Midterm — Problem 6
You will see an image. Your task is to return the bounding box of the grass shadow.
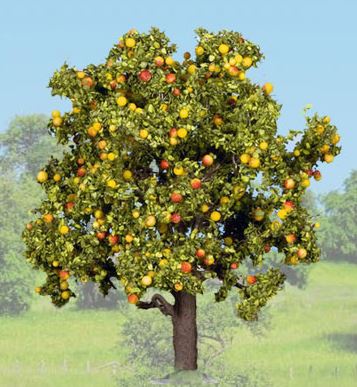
[325,333,357,353]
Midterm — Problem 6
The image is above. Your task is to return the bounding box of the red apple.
[166,73,176,84]
[190,178,202,190]
[108,234,119,245]
[77,167,86,177]
[138,69,152,82]
[306,169,314,177]
[160,160,170,170]
[247,275,256,285]
[195,249,205,259]
[65,202,75,211]
[230,262,239,270]
[170,192,183,203]
[264,244,271,253]
[172,87,181,96]
[202,154,214,167]
[180,261,192,273]
[170,213,181,224]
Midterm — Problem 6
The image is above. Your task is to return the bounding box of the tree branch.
[136,294,174,317]
[201,163,221,182]
[234,281,246,289]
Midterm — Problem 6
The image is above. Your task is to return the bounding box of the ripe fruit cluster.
[23,27,340,320]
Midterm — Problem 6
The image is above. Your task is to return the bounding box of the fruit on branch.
[247,275,257,285]
[190,178,202,189]
[170,192,183,203]
[202,154,214,167]
[180,262,192,273]
[170,213,181,224]
[138,69,152,82]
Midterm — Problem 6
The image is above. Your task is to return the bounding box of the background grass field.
[0,261,356,386]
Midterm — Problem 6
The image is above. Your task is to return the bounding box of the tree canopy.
[23,27,341,320]
[319,170,356,263]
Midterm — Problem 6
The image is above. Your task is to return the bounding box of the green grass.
[222,261,357,387]
[0,261,357,386]
[0,304,126,387]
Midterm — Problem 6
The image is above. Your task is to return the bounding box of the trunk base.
[172,292,198,371]
[149,370,218,385]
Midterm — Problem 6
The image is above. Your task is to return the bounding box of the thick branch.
[136,294,174,317]
[234,281,246,289]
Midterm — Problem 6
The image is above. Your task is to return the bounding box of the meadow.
[0,261,356,387]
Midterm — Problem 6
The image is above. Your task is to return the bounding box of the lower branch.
[136,293,174,317]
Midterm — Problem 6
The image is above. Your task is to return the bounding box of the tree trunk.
[172,291,198,370]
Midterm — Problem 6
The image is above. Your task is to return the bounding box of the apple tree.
[22,27,341,371]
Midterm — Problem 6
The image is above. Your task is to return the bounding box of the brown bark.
[172,291,198,371]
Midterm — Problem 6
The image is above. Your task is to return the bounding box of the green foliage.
[22,27,340,320]
[319,170,357,263]
[0,114,62,177]
[0,174,40,314]
[236,268,285,320]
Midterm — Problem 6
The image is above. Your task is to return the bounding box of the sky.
[0,0,356,194]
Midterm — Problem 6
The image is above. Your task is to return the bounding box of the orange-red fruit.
[285,234,297,244]
[82,77,94,88]
[154,57,164,67]
[284,201,295,210]
[108,234,119,245]
[96,231,107,240]
[172,87,181,96]
[169,128,178,137]
[160,160,170,170]
[190,178,202,189]
[170,192,183,203]
[110,80,117,90]
[314,170,322,181]
[77,167,86,177]
[264,244,271,253]
[170,213,181,224]
[138,69,152,82]
[166,73,176,83]
[59,270,70,280]
[180,262,192,273]
[247,275,257,285]
[297,248,307,259]
[43,214,54,223]
[202,154,214,167]
[128,294,139,304]
[284,178,295,190]
[65,202,75,211]
[195,249,206,259]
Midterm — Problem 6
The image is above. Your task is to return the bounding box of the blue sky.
[1,0,356,193]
